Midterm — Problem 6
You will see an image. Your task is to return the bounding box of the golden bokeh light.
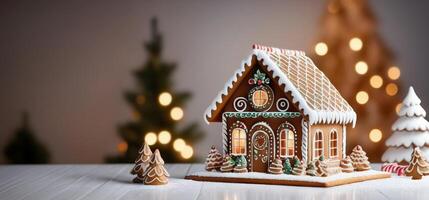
[356,91,369,105]
[355,61,368,75]
[369,75,383,89]
[369,129,382,143]
[395,103,402,114]
[144,132,157,145]
[117,141,128,153]
[387,66,401,80]
[173,138,186,152]
[315,42,328,56]
[181,145,194,159]
[158,130,172,144]
[349,37,363,51]
[170,107,184,121]
[386,83,398,96]
[158,92,172,106]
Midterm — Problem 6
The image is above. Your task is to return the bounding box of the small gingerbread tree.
[220,155,234,172]
[131,143,152,183]
[283,159,292,174]
[205,146,223,171]
[143,149,170,185]
[382,87,429,163]
[405,147,429,180]
[350,145,371,171]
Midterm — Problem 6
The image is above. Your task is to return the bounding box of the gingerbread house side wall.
[308,123,344,161]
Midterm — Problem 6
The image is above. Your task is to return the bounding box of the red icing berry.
[257,80,262,85]
[248,79,254,85]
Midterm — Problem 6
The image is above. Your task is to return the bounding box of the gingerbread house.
[204,45,356,173]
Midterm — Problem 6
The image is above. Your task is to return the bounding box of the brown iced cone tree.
[350,145,371,171]
[292,161,306,176]
[306,161,317,176]
[268,157,283,174]
[405,147,429,180]
[220,155,234,172]
[340,156,354,173]
[315,160,328,177]
[205,146,223,171]
[131,143,152,183]
[143,149,170,185]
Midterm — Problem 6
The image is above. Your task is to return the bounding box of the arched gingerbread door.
[250,123,274,172]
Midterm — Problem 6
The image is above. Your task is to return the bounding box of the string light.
[158,130,171,144]
[170,107,184,121]
[395,103,402,114]
[369,129,382,143]
[369,75,383,89]
[173,138,186,151]
[181,145,194,159]
[355,61,368,75]
[349,37,363,51]
[144,132,157,145]
[386,83,398,96]
[356,91,369,105]
[136,95,145,105]
[387,66,401,80]
[117,141,128,153]
[158,92,172,106]
[315,42,328,56]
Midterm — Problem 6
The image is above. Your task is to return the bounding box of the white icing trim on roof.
[204,48,356,127]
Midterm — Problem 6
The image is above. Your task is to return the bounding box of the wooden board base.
[185,172,391,187]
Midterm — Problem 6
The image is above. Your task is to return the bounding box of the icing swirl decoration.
[276,98,289,111]
[233,97,247,112]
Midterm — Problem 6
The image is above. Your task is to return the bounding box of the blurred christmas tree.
[4,112,50,164]
[310,0,402,161]
[106,18,204,163]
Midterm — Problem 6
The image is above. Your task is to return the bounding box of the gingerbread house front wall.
[220,58,305,172]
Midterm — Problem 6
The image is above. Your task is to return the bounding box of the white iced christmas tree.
[382,87,429,163]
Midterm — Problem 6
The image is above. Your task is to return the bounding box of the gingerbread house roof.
[204,45,356,127]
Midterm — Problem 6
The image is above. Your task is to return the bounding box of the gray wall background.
[1,0,428,163]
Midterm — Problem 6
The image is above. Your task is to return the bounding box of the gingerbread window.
[248,85,274,111]
[329,129,338,158]
[252,90,268,107]
[280,129,294,157]
[232,128,246,155]
[314,130,323,158]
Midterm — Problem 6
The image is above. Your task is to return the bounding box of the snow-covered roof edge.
[204,47,356,127]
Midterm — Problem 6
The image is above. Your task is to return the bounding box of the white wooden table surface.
[0,163,428,200]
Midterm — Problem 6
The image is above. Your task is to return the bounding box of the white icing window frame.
[328,128,338,158]
[278,122,296,158]
[230,122,247,156]
[313,129,324,159]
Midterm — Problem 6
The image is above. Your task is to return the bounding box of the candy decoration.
[205,146,223,171]
[381,163,407,176]
[340,156,354,173]
[350,145,371,171]
[220,155,234,172]
[268,158,283,174]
